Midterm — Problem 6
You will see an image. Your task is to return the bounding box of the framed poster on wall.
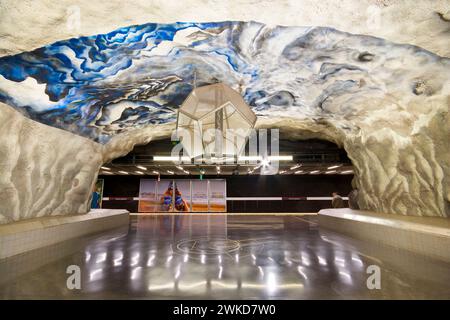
[209,179,227,212]
[174,180,191,212]
[138,179,226,213]
[157,179,175,212]
[138,179,158,212]
[191,180,209,212]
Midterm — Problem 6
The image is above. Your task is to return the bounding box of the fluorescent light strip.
[294,170,304,174]
[341,170,354,174]
[135,171,144,175]
[167,170,174,175]
[309,170,320,174]
[238,156,262,161]
[327,165,342,170]
[290,164,301,170]
[268,155,293,161]
[325,170,336,174]
[153,156,191,162]
[152,171,159,175]
[118,171,129,175]
[136,165,147,170]
[101,166,111,171]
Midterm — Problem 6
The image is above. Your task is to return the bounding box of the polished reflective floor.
[1,214,449,299]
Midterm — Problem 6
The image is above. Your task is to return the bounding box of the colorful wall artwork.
[138,179,226,213]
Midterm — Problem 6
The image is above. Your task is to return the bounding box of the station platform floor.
[0,214,449,299]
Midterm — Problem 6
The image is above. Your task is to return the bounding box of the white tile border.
[318,208,450,262]
[0,209,129,259]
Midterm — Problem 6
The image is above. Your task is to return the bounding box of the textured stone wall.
[0,103,100,223]
[256,105,450,218]
[0,102,175,224]
[1,0,449,57]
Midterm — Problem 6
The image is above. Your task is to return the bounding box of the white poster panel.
[191,180,208,212]
[138,179,157,212]
[209,179,227,212]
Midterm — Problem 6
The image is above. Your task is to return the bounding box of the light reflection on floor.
[0,215,449,299]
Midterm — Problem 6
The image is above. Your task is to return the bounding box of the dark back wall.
[98,174,353,213]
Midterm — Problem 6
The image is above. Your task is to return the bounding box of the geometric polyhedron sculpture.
[176,83,257,160]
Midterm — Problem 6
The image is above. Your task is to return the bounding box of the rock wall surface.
[1,0,449,57]
[0,103,168,224]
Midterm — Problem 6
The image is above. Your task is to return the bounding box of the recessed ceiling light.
[341,170,354,174]
[135,171,144,175]
[101,171,113,175]
[136,165,147,170]
[290,164,301,170]
[295,170,303,174]
[325,170,336,174]
[310,170,320,174]
[101,166,111,170]
[118,171,129,175]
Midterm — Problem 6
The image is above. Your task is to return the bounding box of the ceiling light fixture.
[101,166,111,170]
[327,165,342,170]
[341,170,354,174]
[136,165,147,170]
[118,171,129,175]
[295,170,303,174]
[310,170,320,174]
[268,155,293,161]
[325,170,336,174]
[152,171,159,175]
[167,170,174,175]
[290,164,301,170]
[238,156,262,161]
[153,156,191,162]
[135,171,145,175]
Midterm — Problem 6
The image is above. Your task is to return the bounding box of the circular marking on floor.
[175,238,241,256]
[172,237,288,261]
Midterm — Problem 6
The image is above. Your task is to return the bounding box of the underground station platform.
[0,1,449,313]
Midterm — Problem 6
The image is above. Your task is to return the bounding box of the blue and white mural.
[0,21,448,143]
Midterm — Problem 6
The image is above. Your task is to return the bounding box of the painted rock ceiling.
[1,21,448,143]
